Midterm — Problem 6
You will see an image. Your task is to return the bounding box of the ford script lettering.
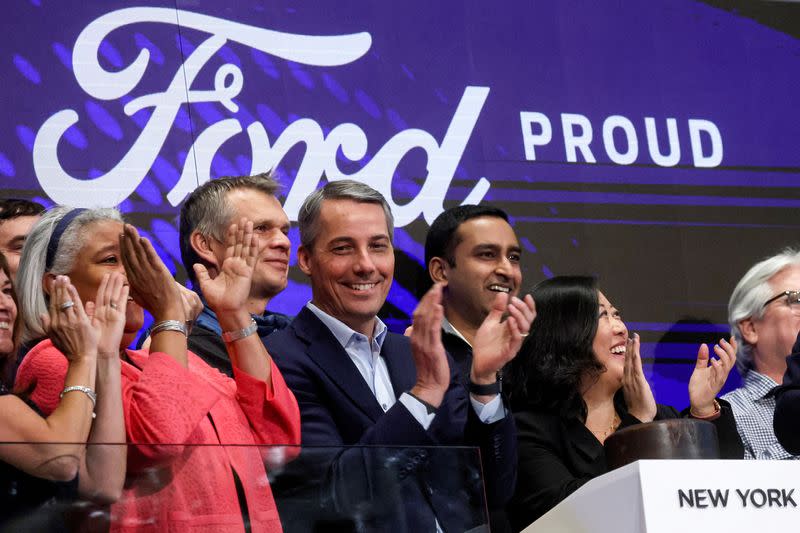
[33,7,491,226]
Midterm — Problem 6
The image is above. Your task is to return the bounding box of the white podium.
[522,460,800,533]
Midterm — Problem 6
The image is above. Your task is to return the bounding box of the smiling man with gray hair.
[265,180,532,531]
[722,248,800,459]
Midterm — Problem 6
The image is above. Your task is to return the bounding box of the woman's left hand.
[688,336,737,416]
[622,333,657,423]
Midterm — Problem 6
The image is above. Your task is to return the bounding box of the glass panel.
[0,443,487,532]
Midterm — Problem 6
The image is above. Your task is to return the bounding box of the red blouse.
[16,340,301,532]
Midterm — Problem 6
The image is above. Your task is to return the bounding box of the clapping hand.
[193,218,256,318]
[409,283,451,407]
[688,337,736,417]
[120,224,184,322]
[41,275,98,362]
[175,281,203,324]
[622,333,657,422]
[471,293,536,384]
[84,272,130,359]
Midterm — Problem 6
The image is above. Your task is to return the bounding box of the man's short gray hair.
[179,171,281,281]
[298,180,394,249]
[16,206,122,344]
[729,247,800,374]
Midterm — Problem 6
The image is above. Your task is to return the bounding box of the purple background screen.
[2,1,799,408]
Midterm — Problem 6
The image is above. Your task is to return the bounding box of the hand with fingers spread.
[194,218,256,319]
[409,283,451,408]
[688,336,737,417]
[471,293,536,384]
[41,275,98,362]
[119,224,183,322]
[622,333,657,422]
[86,272,130,359]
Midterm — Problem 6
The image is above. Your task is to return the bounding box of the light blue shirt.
[306,303,504,429]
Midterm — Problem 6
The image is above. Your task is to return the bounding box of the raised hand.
[688,337,736,417]
[622,333,657,422]
[471,293,536,384]
[84,272,129,359]
[120,224,183,322]
[41,275,98,362]
[409,283,451,408]
[193,218,255,317]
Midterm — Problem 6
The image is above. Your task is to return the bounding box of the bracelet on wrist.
[468,371,503,396]
[151,319,188,337]
[690,398,721,420]
[60,385,97,419]
[406,391,438,415]
[221,318,258,343]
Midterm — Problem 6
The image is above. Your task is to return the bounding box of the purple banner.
[2,0,799,406]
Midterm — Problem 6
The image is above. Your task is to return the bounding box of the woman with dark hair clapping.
[505,276,743,530]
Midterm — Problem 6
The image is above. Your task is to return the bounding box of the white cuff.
[399,392,436,430]
[470,393,505,424]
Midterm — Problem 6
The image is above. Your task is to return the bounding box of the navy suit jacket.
[266,307,517,532]
[774,333,800,454]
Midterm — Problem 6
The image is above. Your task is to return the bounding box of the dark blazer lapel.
[292,307,385,421]
[564,417,606,464]
[382,333,417,400]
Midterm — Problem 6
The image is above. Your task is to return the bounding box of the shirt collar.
[442,316,472,348]
[194,293,291,337]
[742,369,780,400]
[306,302,388,350]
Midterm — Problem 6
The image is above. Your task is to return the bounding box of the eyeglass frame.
[762,290,800,309]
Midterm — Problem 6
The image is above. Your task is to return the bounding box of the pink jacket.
[16,340,301,532]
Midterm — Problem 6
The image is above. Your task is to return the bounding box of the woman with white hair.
[0,249,126,529]
[15,206,300,532]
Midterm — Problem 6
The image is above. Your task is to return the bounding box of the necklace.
[600,412,621,441]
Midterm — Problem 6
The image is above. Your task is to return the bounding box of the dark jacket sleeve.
[266,328,478,531]
[706,399,744,459]
[774,334,800,454]
[267,332,466,447]
[507,411,594,531]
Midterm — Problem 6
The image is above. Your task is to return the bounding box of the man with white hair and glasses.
[723,248,800,459]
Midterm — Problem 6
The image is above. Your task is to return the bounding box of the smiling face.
[298,199,393,337]
[745,265,800,373]
[591,291,628,385]
[207,189,291,301]
[438,216,522,333]
[0,267,17,355]
[62,219,144,345]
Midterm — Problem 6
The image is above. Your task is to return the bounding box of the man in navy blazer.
[265,180,535,532]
